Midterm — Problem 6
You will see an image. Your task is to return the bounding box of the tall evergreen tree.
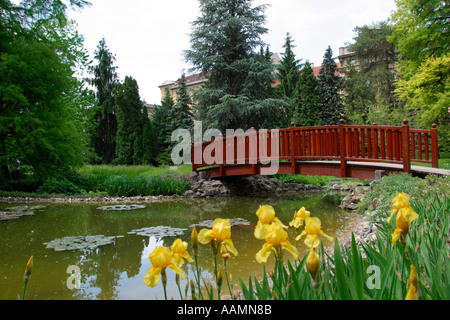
[343,22,398,124]
[184,0,285,131]
[170,72,193,132]
[275,33,302,126]
[293,62,322,126]
[114,76,143,165]
[317,46,343,125]
[89,38,118,164]
[152,89,174,156]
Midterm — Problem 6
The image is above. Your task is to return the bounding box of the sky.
[69,0,398,105]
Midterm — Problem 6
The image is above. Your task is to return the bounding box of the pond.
[0,192,359,300]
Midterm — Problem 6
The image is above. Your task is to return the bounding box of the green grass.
[412,152,450,169]
[78,164,192,177]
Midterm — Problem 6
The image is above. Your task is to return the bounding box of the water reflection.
[0,192,357,300]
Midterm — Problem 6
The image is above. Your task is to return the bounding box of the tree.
[170,72,193,132]
[317,46,344,125]
[152,89,174,157]
[0,0,90,185]
[293,62,322,126]
[89,38,118,164]
[275,33,302,126]
[342,22,399,124]
[390,0,449,148]
[114,76,143,165]
[184,0,285,131]
[390,0,449,77]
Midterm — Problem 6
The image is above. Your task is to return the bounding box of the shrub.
[37,179,84,195]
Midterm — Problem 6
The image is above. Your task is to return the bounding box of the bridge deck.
[197,161,449,180]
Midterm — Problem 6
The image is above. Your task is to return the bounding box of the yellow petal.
[254,221,268,240]
[182,251,194,263]
[405,283,419,300]
[387,209,397,224]
[319,231,334,243]
[168,264,185,280]
[198,228,214,244]
[212,218,231,242]
[392,193,410,210]
[304,234,321,249]
[305,217,322,235]
[172,255,184,268]
[149,247,173,269]
[306,248,320,277]
[256,205,276,224]
[223,239,238,256]
[281,241,298,260]
[256,243,273,264]
[392,228,403,244]
[403,207,419,223]
[295,230,307,242]
[144,266,161,287]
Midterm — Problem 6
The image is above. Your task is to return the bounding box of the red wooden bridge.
[191,120,442,180]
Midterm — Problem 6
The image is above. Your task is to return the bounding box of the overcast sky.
[69,0,397,105]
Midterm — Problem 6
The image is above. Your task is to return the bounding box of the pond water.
[0,192,359,300]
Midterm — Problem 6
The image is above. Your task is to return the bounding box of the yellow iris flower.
[254,205,287,240]
[388,193,419,244]
[289,207,311,229]
[144,246,185,288]
[198,218,238,256]
[405,265,419,300]
[387,192,418,224]
[306,248,320,279]
[256,223,298,264]
[295,217,334,249]
[170,239,194,267]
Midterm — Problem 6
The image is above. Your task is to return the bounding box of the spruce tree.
[275,33,302,126]
[170,72,193,132]
[89,38,118,164]
[184,0,285,131]
[317,46,343,125]
[114,76,143,165]
[293,62,322,126]
[152,89,174,156]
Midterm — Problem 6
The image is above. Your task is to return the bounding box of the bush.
[37,179,84,195]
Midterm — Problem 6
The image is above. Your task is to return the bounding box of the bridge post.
[431,124,439,168]
[290,122,296,174]
[218,133,224,177]
[402,120,411,174]
[339,119,347,177]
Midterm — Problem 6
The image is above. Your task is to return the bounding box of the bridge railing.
[191,120,439,177]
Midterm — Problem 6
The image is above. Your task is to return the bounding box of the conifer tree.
[170,72,193,132]
[89,38,118,164]
[275,33,302,126]
[114,76,143,165]
[184,0,285,131]
[293,62,322,126]
[317,46,343,125]
[152,89,175,156]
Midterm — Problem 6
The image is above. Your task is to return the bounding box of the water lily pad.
[97,204,146,211]
[0,210,34,221]
[43,235,124,252]
[6,205,46,212]
[190,218,251,228]
[128,226,187,238]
